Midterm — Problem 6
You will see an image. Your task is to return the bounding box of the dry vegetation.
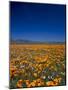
[10,44,66,88]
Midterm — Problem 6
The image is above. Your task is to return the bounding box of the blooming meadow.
[10,44,66,88]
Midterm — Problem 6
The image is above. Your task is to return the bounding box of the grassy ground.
[10,44,66,89]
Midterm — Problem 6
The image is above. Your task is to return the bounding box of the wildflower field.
[10,44,66,88]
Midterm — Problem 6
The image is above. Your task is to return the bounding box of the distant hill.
[10,39,65,44]
[11,39,35,44]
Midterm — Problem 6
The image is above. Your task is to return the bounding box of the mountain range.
[10,39,65,44]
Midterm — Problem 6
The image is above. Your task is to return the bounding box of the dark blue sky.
[10,2,66,42]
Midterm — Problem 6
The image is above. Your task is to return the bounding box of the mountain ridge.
[10,39,65,44]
